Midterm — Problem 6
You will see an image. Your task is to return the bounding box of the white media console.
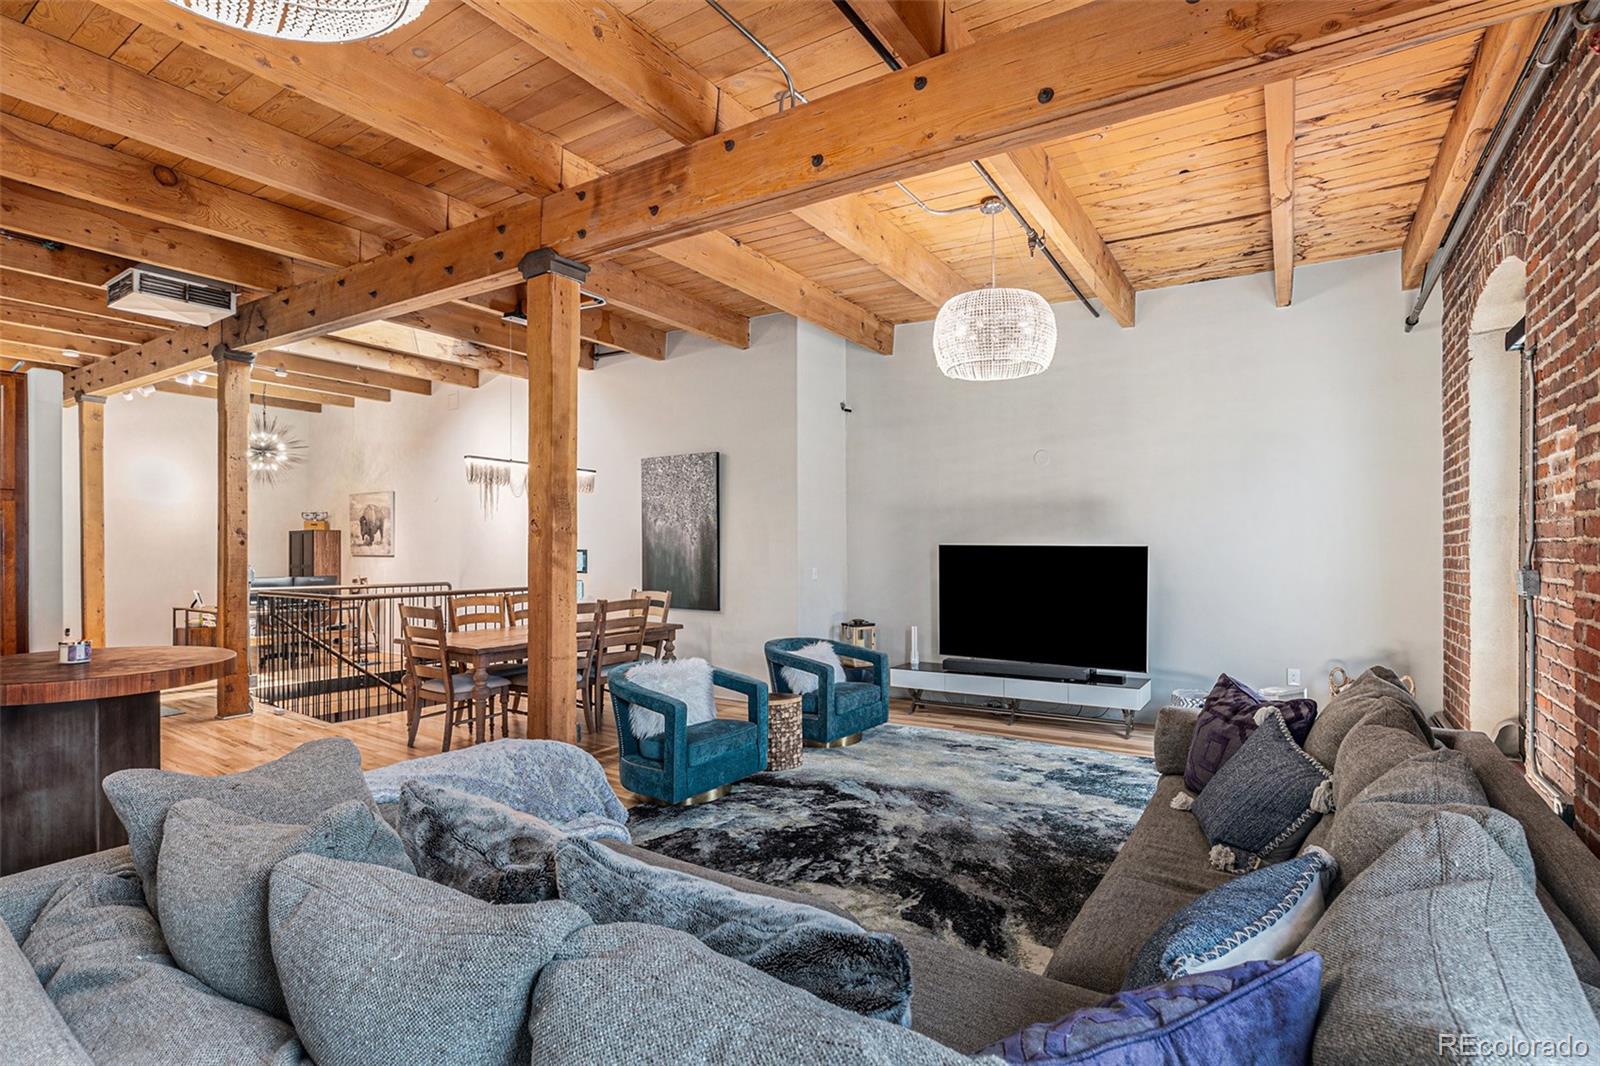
[889,661,1152,738]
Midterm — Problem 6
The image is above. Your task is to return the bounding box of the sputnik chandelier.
[166,0,427,43]
[248,407,306,485]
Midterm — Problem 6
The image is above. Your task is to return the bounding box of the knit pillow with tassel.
[1183,708,1334,874]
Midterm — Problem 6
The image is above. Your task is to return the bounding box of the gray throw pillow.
[266,853,591,1066]
[1191,709,1332,873]
[1332,722,1431,811]
[555,836,913,1025]
[526,922,972,1065]
[22,866,309,1065]
[157,797,414,1017]
[1303,810,1600,1064]
[397,781,563,903]
[1326,746,1532,887]
[102,737,375,916]
[1302,666,1434,768]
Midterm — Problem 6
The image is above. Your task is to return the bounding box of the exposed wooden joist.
[254,351,432,396]
[106,0,565,196]
[523,268,581,742]
[0,340,84,368]
[77,397,105,647]
[274,336,479,389]
[1,182,298,291]
[937,10,1134,326]
[252,368,388,402]
[539,0,1564,260]
[0,322,122,359]
[471,0,956,329]
[214,353,251,717]
[581,308,665,361]
[337,318,525,376]
[237,380,355,407]
[1399,14,1543,288]
[0,239,130,289]
[849,0,947,68]
[0,300,160,346]
[0,19,469,238]
[1264,79,1298,307]
[70,0,1557,397]
[0,114,372,268]
[0,267,174,329]
[93,1,751,350]
[155,379,321,414]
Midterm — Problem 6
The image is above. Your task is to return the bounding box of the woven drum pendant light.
[167,0,427,42]
[933,198,1057,382]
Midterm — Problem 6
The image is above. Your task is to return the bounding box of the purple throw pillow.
[1184,675,1316,794]
[983,953,1322,1065]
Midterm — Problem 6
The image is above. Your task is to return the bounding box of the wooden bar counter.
[0,646,234,874]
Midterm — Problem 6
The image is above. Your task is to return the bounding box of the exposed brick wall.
[1439,30,1599,851]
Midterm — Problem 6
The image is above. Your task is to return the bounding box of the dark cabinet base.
[0,693,160,875]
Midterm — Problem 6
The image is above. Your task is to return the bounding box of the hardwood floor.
[158,686,1154,803]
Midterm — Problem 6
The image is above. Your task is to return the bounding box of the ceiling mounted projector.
[106,266,236,326]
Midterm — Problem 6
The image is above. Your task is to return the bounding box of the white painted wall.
[845,251,1445,713]
[25,369,64,650]
[60,391,316,646]
[794,320,849,639]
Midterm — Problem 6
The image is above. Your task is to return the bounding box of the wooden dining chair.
[631,588,672,661]
[590,597,652,735]
[503,599,604,735]
[506,591,531,625]
[400,604,508,752]
[447,593,508,631]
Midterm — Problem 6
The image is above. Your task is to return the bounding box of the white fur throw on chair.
[781,641,846,695]
[624,658,716,740]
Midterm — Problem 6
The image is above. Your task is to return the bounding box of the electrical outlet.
[1287,667,1302,687]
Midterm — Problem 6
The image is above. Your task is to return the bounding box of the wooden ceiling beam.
[1399,14,1543,288]
[106,0,565,196]
[254,350,432,396]
[0,19,469,237]
[539,0,1564,259]
[0,239,131,289]
[0,300,161,346]
[939,11,1134,326]
[236,379,354,407]
[0,114,371,268]
[470,0,954,333]
[0,322,121,358]
[1,182,297,292]
[335,318,526,377]
[0,338,88,367]
[273,336,478,388]
[1264,78,1298,307]
[155,380,321,414]
[581,308,666,361]
[251,367,388,402]
[96,0,752,351]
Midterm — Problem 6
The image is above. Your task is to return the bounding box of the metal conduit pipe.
[704,0,1099,316]
[1405,0,1600,330]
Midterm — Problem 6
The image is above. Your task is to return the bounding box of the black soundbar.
[941,658,1126,686]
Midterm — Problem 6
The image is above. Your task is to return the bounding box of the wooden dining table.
[402,622,682,744]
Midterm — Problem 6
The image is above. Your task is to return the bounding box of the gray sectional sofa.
[4,706,1597,1060]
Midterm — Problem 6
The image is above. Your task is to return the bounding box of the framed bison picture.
[349,491,395,557]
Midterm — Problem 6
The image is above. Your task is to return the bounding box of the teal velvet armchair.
[763,638,889,747]
[607,664,768,805]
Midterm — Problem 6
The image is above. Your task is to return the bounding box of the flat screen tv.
[939,544,1148,676]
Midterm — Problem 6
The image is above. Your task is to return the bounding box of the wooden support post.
[523,250,585,742]
[214,348,254,718]
[76,395,106,647]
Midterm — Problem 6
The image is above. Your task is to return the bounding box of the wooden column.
[522,250,586,742]
[214,349,254,717]
[76,394,106,647]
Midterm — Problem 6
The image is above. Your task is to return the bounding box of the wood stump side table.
[767,693,804,771]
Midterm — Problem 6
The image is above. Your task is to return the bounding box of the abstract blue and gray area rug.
[626,723,1158,972]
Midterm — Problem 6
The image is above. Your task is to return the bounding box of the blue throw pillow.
[1125,848,1338,989]
[983,954,1322,1065]
[1191,709,1332,873]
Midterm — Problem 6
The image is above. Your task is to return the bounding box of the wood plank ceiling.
[0,0,1533,410]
